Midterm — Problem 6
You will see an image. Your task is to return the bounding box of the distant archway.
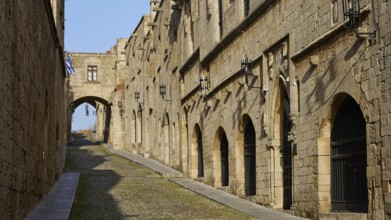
[69,96,111,142]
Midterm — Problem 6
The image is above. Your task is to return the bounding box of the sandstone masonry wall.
[0,0,66,219]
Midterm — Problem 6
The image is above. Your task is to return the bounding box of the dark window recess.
[218,0,223,38]
[244,120,256,196]
[244,0,250,16]
[283,110,292,210]
[221,133,229,186]
[197,129,204,177]
[331,97,368,212]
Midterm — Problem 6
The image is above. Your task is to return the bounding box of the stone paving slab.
[101,143,308,220]
[169,178,309,220]
[24,172,80,220]
[102,143,183,178]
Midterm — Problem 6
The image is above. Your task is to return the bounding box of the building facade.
[121,0,391,219]
[67,38,128,149]
[0,0,66,219]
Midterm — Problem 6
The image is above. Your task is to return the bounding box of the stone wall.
[68,0,390,219]
[0,0,66,219]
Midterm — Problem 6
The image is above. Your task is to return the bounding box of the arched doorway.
[69,96,111,143]
[331,97,367,212]
[137,104,142,143]
[163,113,170,165]
[192,124,204,178]
[273,82,292,210]
[213,127,229,187]
[244,119,256,196]
[131,110,136,144]
[282,98,292,210]
[221,131,229,186]
[181,108,189,174]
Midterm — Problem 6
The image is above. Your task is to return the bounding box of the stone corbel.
[309,55,319,66]
[224,85,232,94]
[288,131,296,142]
[206,0,212,16]
[266,139,279,151]
[206,100,213,108]
[282,42,288,57]
[268,52,274,67]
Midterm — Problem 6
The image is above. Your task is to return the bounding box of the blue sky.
[66,0,150,131]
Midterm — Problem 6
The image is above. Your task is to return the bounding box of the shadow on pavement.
[65,133,128,219]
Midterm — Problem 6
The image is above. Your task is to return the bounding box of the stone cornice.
[291,4,372,61]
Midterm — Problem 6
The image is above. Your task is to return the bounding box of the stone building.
[0,0,66,219]
[67,38,128,150]
[121,0,391,219]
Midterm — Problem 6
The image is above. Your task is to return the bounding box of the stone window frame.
[331,0,339,26]
[218,0,224,38]
[244,0,250,16]
[87,65,98,82]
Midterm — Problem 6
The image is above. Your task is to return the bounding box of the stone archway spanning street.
[67,42,127,149]
[69,96,111,142]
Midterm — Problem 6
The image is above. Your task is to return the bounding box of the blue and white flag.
[65,55,75,75]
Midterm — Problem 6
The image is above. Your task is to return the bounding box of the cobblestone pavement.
[65,135,258,220]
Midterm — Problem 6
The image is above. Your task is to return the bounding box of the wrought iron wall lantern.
[117,101,124,117]
[200,75,209,98]
[342,0,360,29]
[134,91,144,110]
[241,56,261,89]
[134,92,140,100]
[342,0,376,38]
[160,84,166,96]
[69,103,75,112]
[159,84,171,101]
[241,56,252,84]
[85,103,89,116]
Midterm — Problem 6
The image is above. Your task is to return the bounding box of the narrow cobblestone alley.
[64,134,257,220]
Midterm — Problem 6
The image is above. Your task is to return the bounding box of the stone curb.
[24,172,80,220]
[169,178,309,220]
[102,143,183,178]
[100,143,308,220]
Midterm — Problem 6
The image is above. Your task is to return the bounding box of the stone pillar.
[110,94,125,150]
